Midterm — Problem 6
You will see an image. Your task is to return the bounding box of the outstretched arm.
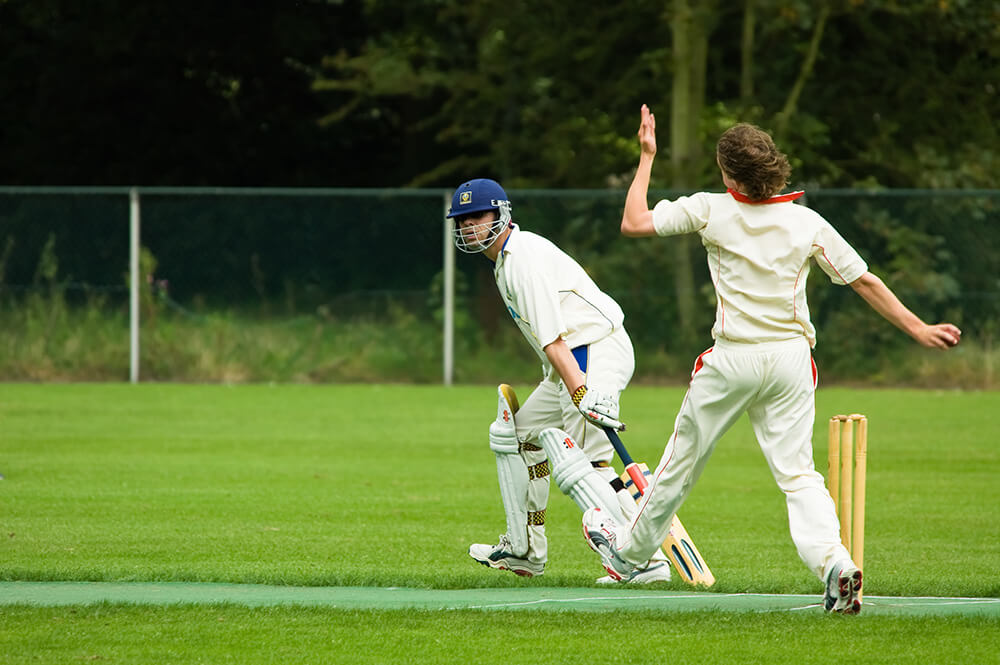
[849,272,962,349]
[621,104,659,237]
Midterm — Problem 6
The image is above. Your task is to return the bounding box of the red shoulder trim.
[727,188,804,204]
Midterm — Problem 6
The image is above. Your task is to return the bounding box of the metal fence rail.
[1,187,997,384]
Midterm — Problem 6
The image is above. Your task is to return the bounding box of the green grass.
[1,383,999,663]
[0,606,994,665]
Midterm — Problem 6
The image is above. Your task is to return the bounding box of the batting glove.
[571,385,625,431]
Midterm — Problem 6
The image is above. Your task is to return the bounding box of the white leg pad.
[616,483,640,520]
[489,386,529,557]
[538,427,629,523]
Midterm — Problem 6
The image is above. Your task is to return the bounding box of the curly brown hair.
[716,123,791,201]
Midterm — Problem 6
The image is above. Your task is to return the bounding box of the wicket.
[827,414,867,569]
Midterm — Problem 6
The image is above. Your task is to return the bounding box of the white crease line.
[864,595,1000,602]
[866,599,1000,607]
[455,593,999,612]
[461,594,702,610]
[459,593,808,611]
[788,604,824,612]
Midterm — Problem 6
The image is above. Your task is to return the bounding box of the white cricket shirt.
[493,225,624,370]
[652,190,868,347]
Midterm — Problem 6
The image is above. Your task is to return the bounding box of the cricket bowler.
[582,105,962,614]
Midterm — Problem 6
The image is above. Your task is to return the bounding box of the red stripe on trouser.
[674,348,714,461]
[629,347,713,533]
[691,348,712,379]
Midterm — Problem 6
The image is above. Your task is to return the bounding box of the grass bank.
[0,295,993,387]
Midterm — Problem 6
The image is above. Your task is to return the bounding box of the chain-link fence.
[1,187,997,386]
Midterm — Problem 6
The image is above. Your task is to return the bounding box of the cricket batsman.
[448,178,670,583]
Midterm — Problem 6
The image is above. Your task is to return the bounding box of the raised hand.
[638,104,656,157]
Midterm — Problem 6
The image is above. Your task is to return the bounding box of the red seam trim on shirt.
[714,246,725,336]
[812,243,850,283]
[792,263,807,324]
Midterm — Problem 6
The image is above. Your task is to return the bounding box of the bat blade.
[665,514,716,587]
[616,460,716,588]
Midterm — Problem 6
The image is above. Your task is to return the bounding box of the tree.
[0,0,347,186]
[0,0,995,191]
[665,0,717,348]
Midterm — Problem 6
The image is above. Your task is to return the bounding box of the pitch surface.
[2,582,997,617]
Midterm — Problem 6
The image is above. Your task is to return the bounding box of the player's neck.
[484,226,512,262]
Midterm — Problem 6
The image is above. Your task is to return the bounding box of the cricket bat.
[603,426,716,587]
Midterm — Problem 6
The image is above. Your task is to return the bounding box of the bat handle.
[626,464,649,495]
[604,425,650,495]
[602,426,633,464]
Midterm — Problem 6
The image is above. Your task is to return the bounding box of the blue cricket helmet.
[446,178,513,253]
[446,178,511,218]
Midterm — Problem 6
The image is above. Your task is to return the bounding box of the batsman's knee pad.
[489,384,529,557]
[538,427,627,521]
[489,383,519,453]
[538,428,589,492]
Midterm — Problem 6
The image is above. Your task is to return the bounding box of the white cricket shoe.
[823,559,863,614]
[469,534,545,577]
[582,507,636,581]
[596,561,671,585]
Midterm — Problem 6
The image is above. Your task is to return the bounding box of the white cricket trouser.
[509,328,635,563]
[618,336,852,581]
[516,327,635,465]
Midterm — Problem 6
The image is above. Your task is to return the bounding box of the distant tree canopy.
[0,0,996,190]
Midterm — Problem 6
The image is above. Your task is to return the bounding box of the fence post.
[129,187,141,384]
[443,193,455,386]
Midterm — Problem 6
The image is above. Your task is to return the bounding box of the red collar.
[727,188,804,204]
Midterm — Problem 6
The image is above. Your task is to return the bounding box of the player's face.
[456,211,499,249]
